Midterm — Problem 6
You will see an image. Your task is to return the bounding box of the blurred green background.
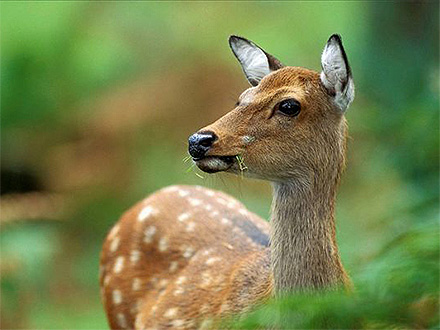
[1,2,438,329]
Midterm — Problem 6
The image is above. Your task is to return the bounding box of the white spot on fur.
[104,275,110,286]
[159,279,168,288]
[130,250,141,264]
[204,204,213,211]
[239,208,248,216]
[172,319,185,327]
[182,246,195,259]
[178,213,190,222]
[138,205,156,222]
[222,242,234,250]
[144,226,157,243]
[164,307,178,318]
[113,290,122,305]
[205,190,215,197]
[132,278,141,291]
[176,276,186,285]
[110,236,120,252]
[202,248,213,256]
[178,189,189,197]
[108,224,120,239]
[116,313,127,328]
[113,256,124,273]
[188,198,202,206]
[158,237,169,252]
[174,287,184,296]
[169,261,179,273]
[221,217,231,225]
[210,211,219,217]
[186,222,196,232]
[206,257,221,265]
[217,198,227,205]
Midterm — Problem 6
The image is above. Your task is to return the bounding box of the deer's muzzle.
[188,131,217,160]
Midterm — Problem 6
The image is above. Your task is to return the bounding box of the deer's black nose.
[188,131,217,159]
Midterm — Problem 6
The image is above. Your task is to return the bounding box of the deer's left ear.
[229,35,284,86]
[320,34,355,112]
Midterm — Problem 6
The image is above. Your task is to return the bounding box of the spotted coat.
[100,185,272,330]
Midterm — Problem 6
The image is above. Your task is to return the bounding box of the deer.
[100,33,355,329]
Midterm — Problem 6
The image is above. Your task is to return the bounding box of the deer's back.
[100,185,272,329]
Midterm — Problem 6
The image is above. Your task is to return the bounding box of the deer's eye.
[277,99,301,116]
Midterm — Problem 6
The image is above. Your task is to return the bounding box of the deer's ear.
[320,34,355,112]
[229,35,283,86]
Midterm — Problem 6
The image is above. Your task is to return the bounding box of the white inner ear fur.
[320,40,354,112]
[230,39,271,86]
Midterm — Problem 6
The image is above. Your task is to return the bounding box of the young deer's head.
[189,34,354,185]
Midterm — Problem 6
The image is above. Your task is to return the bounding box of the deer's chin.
[194,156,235,173]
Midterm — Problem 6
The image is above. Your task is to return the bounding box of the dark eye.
[277,99,301,116]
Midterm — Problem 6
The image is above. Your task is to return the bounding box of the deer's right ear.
[320,34,355,112]
[229,35,284,86]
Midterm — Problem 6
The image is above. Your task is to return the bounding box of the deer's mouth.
[193,156,235,173]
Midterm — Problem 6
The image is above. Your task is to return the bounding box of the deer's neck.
[270,180,346,295]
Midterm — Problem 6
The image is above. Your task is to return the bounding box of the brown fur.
[100,65,350,329]
[100,186,273,329]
